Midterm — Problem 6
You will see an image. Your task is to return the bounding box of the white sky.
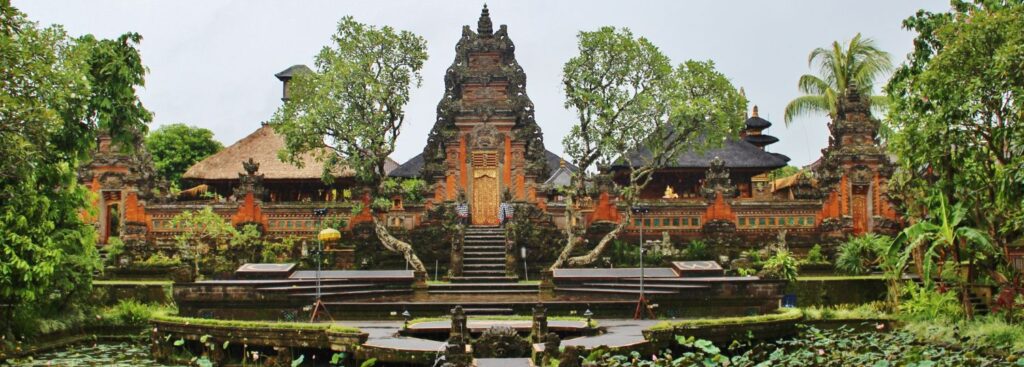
[16,0,950,167]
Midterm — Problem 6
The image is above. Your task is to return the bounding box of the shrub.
[899,283,963,322]
[805,244,826,264]
[835,234,890,275]
[761,250,799,282]
[140,253,182,267]
[102,299,159,328]
[682,240,712,261]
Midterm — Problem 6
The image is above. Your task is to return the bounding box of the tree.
[146,123,223,188]
[886,1,1023,265]
[0,1,150,335]
[783,33,893,125]
[551,27,746,268]
[271,16,429,273]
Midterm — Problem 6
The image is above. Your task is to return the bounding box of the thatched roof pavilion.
[182,124,398,201]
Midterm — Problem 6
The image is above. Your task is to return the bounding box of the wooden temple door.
[471,151,499,226]
[851,185,869,235]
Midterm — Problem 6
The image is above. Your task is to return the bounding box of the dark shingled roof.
[275,65,312,81]
[745,115,772,129]
[389,150,577,178]
[743,134,780,147]
[612,138,789,170]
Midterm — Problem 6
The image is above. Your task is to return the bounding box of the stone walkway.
[339,318,659,353]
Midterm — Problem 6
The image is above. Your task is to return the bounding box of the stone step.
[464,251,505,257]
[428,289,534,295]
[449,276,519,283]
[464,264,505,270]
[257,283,376,292]
[429,282,535,290]
[580,282,710,290]
[465,246,505,251]
[289,289,412,298]
[464,238,506,243]
[462,308,514,315]
[463,270,507,276]
[555,287,676,295]
[463,257,505,262]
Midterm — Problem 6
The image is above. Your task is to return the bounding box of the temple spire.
[752,105,759,118]
[477,4,493,36]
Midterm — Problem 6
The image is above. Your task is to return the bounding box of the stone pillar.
[444,305,473,367]
[531,303,548,343]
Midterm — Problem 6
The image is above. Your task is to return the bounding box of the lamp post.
[584,308,593,328]
[311,208,337,322]
[631,206,653,320]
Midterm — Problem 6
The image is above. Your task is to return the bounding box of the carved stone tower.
[421,5,549,226]
[815,84,899,235]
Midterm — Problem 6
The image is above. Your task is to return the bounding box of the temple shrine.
[80,6,901,267]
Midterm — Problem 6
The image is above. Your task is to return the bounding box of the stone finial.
[751,105,759,118]
[477,4,493,36]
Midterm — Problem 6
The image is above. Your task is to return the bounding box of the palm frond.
[783,95,829,125]
[797,74,832,95]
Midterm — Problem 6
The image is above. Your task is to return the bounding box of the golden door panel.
[852,186,869,234]
[472,169,499,225]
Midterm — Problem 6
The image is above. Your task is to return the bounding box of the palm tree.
[784,33,893,125]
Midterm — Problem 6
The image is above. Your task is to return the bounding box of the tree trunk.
[565,218,630,267]
[372,216,427,273]
[550,195,580,269]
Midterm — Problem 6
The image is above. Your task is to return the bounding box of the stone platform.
[173,263,784,319]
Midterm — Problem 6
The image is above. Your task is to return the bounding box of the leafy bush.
[682,240,713,261]
[804,244,827,264]
[835,234,890,275]
[760,250,799,282]
[140,253,182,267]
[102,299,160,328]
[899,283,963,322]
[104,237,126,266]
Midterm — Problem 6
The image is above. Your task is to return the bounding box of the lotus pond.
[5,324,1024,366]
[3,341,183,367]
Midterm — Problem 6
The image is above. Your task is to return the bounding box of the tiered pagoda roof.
[742,106,779,149]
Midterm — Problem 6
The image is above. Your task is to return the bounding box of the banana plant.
[890,194,997,317]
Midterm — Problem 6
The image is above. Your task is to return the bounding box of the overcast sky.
[17,0,949,167]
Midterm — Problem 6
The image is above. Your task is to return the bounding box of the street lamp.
[631,206,654,320]
[310,208,337,322]
[584,308,594,328]
[402,310,412,329]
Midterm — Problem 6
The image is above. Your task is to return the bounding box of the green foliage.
[151,313,361,333]
[761,250,799,282]
[606,322,1019,366]
[0,3,150,336]
[102,299,158,328]
[770,165,800,179]
[649,308,803,331]
[145,123,223,188]
[139,253,182,268]
[783,33,892,124]
[802,302,889,321]
[805,244,826,264]
[835,234,890,275]
[104,237,126,266]
[555,25,746,268]
[886,2,1023,265]
[899,283,963,322]
[682,240,712,261]
[271,16,429,272]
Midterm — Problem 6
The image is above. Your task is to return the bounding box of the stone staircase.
[452,226,514,283]
[433,227,530,308]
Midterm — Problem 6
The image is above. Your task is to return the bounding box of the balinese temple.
[80,6,905,265]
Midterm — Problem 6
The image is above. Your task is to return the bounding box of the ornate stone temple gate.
[418,5,551,218]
